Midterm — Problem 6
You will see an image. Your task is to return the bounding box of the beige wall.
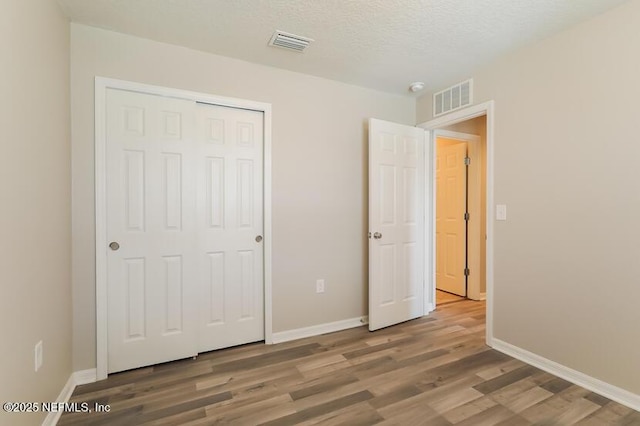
[419,0,640,394]
[71,24,415,371]
[0,1,71,425]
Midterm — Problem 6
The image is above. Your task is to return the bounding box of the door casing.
[418,101,495,346]
[95,77,273,380]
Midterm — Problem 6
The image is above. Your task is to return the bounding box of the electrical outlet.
[35,341,43,372]
[316,279,325,294]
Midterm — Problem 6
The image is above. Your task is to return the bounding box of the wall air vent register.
[269,30,314,52]
[433,79,473,117]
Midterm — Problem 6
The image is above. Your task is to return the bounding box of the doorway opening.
[434,117,487,307]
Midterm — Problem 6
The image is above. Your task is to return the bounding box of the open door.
[368,118,427,331]
[435,139,468,297]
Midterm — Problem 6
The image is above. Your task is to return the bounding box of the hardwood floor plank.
[475,358,526,381]
[472,365,539,394]
[204,394,295,424]
[289,375,360,401]
[440,395,498,424]
[495,414,532,425]
[258,390,374,426]
[617,409,640,425]
[428,386,485,414]
[501,384,554,414]
[138,407,205,426]
[453,403,516,426]
[367,384,422,409]
[584,391,612,407]
[540,376,574,394]
[553,397,601,425]
[209,343,321,374]
[577,404,632,426]
[296,401,383,426]
[376,392,451,425]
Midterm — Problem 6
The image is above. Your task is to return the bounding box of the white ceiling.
[57,0,629,96]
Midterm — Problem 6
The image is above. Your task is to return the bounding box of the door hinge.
[464,268,470,276]
[464,157,471,166]
[464,212,470,221]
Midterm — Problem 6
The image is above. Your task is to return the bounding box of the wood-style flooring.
[435,290,466,306]
[60,301,639,425]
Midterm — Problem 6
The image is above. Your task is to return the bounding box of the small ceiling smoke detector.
[409,82,425,93]
[269,30,314,53]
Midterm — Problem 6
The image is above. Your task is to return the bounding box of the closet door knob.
[109,242,120,251]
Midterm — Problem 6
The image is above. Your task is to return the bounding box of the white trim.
[272,316,368,344]
[492,338,640,412]
[263,107,273,344]
[94,77,273,380]
[417,101,495,346]
[41,369,97,426]
[41,375,75,426]
[95,79,108,381]
[423,129,434,315]
[73,368,97,386]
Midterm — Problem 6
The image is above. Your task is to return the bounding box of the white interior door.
[368,118,425,331]
[435,139,467,296]
[106,89,198,373]
[196,103,264,352]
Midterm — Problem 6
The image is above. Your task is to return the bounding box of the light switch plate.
[496,204,507,221]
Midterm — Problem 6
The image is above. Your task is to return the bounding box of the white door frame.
[95,77,273,380]
[418,100,495,346]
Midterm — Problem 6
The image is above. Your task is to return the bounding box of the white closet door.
[196,103,264,352]
[106,89,198,373]
[368,118,425,331]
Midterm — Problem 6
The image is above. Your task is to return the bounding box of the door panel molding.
[95,77,273,380]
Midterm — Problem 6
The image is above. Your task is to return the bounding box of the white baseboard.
[491,338,640,412]
[467,292,486,301]
[73,368,97,386]
[41,369,97,426]
[272,316,368,344]
[41,375,75,426]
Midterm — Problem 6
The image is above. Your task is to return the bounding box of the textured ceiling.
[57,0,629,96]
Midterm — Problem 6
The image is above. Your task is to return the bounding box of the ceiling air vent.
[433,79,473,117]
[269,30,314,53]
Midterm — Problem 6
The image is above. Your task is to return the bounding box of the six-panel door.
[368,118,425,331]
[106,90,264,373]
[435,139,468,297]
[196,103,264,352]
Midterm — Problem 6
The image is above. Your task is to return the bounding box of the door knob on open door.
[255,235,263,243]
[373,232,382,239]
[109,241,120,251]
